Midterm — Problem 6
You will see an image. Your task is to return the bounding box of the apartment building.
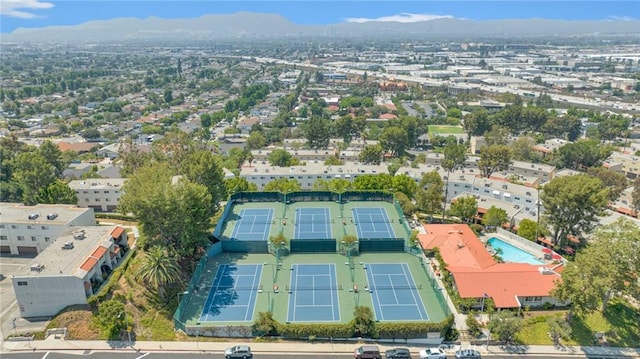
[250,149,361,163]
[0,203,96,256]
[12,225,129,317]
[68,178,126,212]
[604,152,640,179]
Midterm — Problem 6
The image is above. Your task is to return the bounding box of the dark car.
[224,345,253,359]
[455,349,481,359]
[385,347,412,359]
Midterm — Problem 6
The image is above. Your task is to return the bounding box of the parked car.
[385,347,412,359]
[418,347,447,359]
[455,349,482,358]
[354,345,382,359]
[224,345,253,359]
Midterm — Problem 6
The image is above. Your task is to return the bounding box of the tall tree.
[263,178,301,193]
[313,178,353,193]
[632,177,640,215]
[303,117,331,149]
[489,311,523,344]
[417,171,444,218]
[483,126,510,146]
[478,144,512,178]
[441,140,468,219]
[379,126,409,157]
[586,167,628,202]
[516,219,548,241]
[245,131,266,151]
[482,206,508,229]
[38,140,66,177]
[118,163,214,259]
[12,151,56,205]
[391,174,418,200]
[358,144,383,165]
[449,196,478,223]
[137,246,181,299]
[509,136,540,163]
[180,150,226,212]
[38,180,77,204]
[267,149,293,167]
[224,177,257,196]
[353,174,393,192]
[541,175,608,246]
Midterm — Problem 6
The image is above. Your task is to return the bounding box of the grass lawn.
[428,125,465,134]
[515,299,640,347]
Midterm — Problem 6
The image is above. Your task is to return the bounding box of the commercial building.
[11,225,129,317]
[68,178,126,212]
[0,203,96,256]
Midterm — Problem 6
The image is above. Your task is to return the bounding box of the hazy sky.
[1,1,639,33]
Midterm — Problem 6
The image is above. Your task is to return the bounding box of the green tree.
[180,150,226,212]
[466,312,483,338]
[417,171,444,218]
[449,196,478,223]
[541,175,608,246]
[586,167,628,201]
[516,219,548,241]
[547,315,572,345]
[632,177,640,214]
[509,136,540,163]
[352,305,376,338]
[324,155,343,166]
[225,177,257,196]
[379,126,408,157]
[38,180,77,204]
[118,139,151,177]
[264,178,301,193]
[441,141,468,219]
[92,299,127,339]
[358,144,383,165]
[267,149,293,167]
[313,178,353,193]
[482,206,508,229]
[253,312,278,336]
[395,192,417,216]
[483,126,510,146]
[391,174,418,199]
[137,246,181,299]
[12,151,57,205]
[246,131,266,151]
[489,311,523,344]
[553,139,613,170]
[478,144,512,178]
[38,140,67,177]
[303,117,331,149]
[353,174,393,191]
[118,163,214,259]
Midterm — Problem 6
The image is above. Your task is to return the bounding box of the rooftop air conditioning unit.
[46,213,58,220]
[28,214,39,220]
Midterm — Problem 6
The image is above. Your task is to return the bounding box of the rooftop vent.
[28,213,39,220]
[61,241,74,250]
[46,213,58,220]
[30,264,45,272]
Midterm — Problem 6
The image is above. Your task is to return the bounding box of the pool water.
[487,237,543,265]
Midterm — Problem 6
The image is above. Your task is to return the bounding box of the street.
[0,352,610,359]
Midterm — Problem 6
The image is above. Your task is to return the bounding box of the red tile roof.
[57,142,99,153]
[452,263,561,308]
[111,226,125,239]
[419,224,563,308]
[80,257,98,272]
[90,246,108,259]
[419,224,495,271]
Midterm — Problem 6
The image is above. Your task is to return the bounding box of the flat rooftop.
[14,225,119,278]
[0,203,93,225]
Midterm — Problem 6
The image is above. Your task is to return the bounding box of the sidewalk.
[2,338,639,358]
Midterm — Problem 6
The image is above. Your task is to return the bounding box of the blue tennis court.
[287,264,340,322]
[294,207,332,239]
[200,264,262,322]
[352,207,396,239]
[364,263,429,321]
[230,208,273,241]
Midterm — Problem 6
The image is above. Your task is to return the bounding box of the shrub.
[466,312,483,337]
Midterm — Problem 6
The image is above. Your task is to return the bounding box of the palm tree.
[137,246,180,299]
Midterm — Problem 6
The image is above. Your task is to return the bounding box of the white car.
[419,347,447,359]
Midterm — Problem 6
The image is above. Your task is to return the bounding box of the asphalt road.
[0,352,607,359]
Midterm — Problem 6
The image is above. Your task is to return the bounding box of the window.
[31,236,37,241]
[484,189,490,193]
[95,198,100,202]
[11,225,17,229]
[41,226,48,230]
[0,225,4,229]
[83,190,88,194]
[27,225,34,230]
[534,296,543,301]
[526,199,532,203]
[45,237,50,242]
[17,236,25,241]
[94,190,100,194]
[104,190,109,193]
[105,198,110,202]
[17,281,28,286]
[114,190,120,194]
[514,196,520,201]
[0,235,7,240]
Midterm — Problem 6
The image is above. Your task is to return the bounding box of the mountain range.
[3,12,639,42]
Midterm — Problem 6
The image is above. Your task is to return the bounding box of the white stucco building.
[0,203,96,256]
[68,178,126,212]
[11,225,129,318]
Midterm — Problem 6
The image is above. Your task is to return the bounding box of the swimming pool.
[487,237,543,265]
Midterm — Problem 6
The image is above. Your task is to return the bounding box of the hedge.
[95,212,136,221]
[87,248,137,306]
[276,322,353,339]
[375,316,454,339]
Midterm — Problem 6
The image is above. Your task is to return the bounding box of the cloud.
[345,13,455,24]
[605,16,637,21]
[0,0,54,19]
